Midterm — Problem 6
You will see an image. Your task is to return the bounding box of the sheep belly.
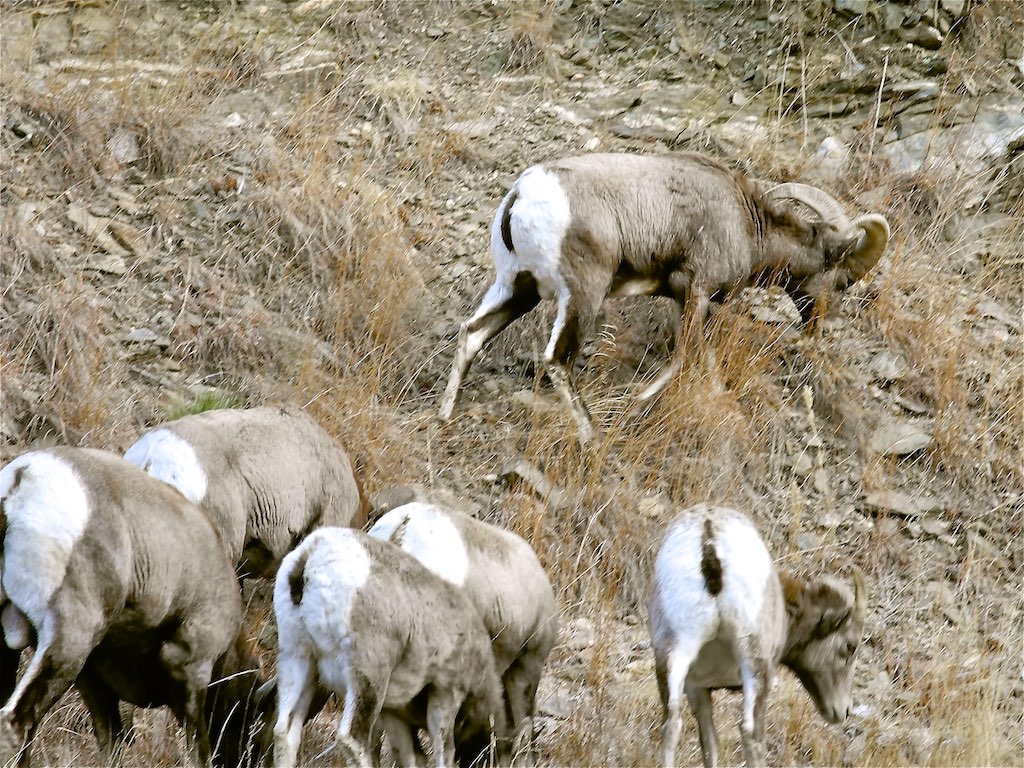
[685,634,745,690]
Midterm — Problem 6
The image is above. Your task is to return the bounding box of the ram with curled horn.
[439,151,890,443]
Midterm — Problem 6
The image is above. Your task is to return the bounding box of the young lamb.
[124,404,367,579]
[438,151,890,442]
[0,447,269,767]
[272,528,509,768]
[368,502,558,762]
[648,505,866,768]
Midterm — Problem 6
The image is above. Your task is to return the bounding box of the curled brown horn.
[851,566,867,626]
[766,182,851,228]
[843,214,890,282]
[769,183,890,283]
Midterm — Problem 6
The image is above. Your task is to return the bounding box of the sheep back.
[126,405,365,578]
[369,502,557,675]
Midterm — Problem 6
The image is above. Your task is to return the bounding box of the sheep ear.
[808,580,855,638]
[814,605,853,638]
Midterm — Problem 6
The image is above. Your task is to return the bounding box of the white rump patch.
[124,428,207,503]
[0,452,92,628]
[274,528,372,685]
[715,513,773,628]
[368,503,470,588]
[489,165,571,302]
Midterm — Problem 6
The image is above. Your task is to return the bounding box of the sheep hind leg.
[656,641,704,768]
[160,620,224,768]
[737,655,771,768]
[544,286,605,445]
[331,670,384,768]
[503,650,545,765]
[273,653,316,768]
[439,273,541,420]
[0,611,98,767]
[379,713,425,768]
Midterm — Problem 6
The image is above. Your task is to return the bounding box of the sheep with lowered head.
[124,404,367,579]
[273,527,509,768]
[649,505,866,768]
[439,151,890,442]
[0,447,270,767]
[368,501,558,762]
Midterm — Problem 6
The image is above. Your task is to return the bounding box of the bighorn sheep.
[439,152,890,442]
[648,505,866,768]
[124,404,367,579]
[0,447,270,767]
[273,528,509,768]
[368,502,558,762]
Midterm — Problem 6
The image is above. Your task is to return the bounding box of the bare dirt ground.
[1,0,1022,765]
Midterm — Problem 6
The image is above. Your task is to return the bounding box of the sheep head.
[780,567,867,723]
[765,183,890,325]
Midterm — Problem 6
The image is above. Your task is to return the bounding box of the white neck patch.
[368,502,469,588]
[124,428,207,504]
[0,452,92,627]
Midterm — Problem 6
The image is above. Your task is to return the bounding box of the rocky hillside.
[1,0,1022,765]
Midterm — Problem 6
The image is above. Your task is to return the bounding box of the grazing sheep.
[0,447,269,767]
[273,528,508,768]
[368,502,558,762]
[124,404,367,579]
[648,505,866,768]
[439,151,890,442]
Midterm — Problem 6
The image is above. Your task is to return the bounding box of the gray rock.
[940,0,967,16]
[34,14,72,60]
[71,8,116,55]
[638,493,671,519]
[537,689,575,719]
[900,24,945,50]
[864,489,943,517]
[833,0,869,15]
[869,422,933,455]
[107,129,140,166]
[881,4,906,31]
[870,350,908,382]
[786,449,814,476]
[3,13,34,67]
[124,328,160,345]
[564,617,595,651]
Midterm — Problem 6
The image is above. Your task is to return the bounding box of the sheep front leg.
[638,288,711,402]
[685,685,719,768]
[425,687,461,768]
[77,668,129,766]
[379,713,425,768]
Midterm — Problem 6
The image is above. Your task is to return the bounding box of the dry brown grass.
[0,0,1021,765]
